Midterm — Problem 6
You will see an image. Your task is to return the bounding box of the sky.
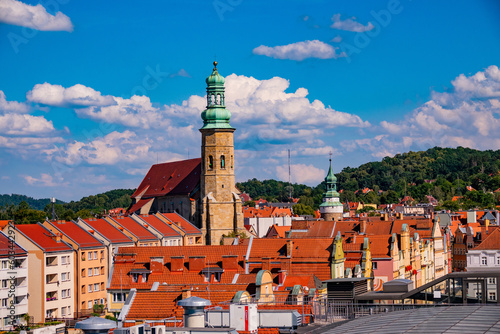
[0,0,500,201]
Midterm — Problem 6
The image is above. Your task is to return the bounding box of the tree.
[292,204,315,216]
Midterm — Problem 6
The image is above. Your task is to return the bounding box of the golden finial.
[213,61,218,70]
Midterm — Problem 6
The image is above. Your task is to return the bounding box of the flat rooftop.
[315,305,500,333]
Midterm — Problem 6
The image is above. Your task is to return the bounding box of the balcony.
[46,256,58,267]
[46,291,58,302]
[46,273,58,285]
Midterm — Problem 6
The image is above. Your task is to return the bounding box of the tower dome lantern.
[201,61,233,130]
[320,158,343,221]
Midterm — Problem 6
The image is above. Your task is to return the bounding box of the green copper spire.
[201,61,233,130]
[323,158,339,199]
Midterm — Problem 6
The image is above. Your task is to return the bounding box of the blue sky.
[0,0,499,201]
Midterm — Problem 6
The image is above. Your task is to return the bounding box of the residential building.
[130,213,182,246]
[43,220,107,316]
[8,224,74,322]
[156,212,203,245]
[105,216,160,246]
[0,231,28,330]
[243,206,292,238]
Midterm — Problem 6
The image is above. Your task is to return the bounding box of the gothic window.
[208,156,213,170]
[220,155,225,169]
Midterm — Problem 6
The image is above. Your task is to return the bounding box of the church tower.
[200,61,244,245]
[320,158,343,221]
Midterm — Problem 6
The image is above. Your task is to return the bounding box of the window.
[113,293,127,302]
[497,257,500,265]
[94,283,99,292]
[88,268,93,277]
[81,285,86,294]
[1,298,7,307]
[208,156,213,170]
[88,252,92,260]
[93,251,98,260]
[482,257,487,265]
[372,262,377,270]
[101,282,104,290]
[67,306,71,315]
[101,267,104,275]
[132,274,139,283]
[62,289,70,298]
[490,292,496,301]
[489,278,496,284]
[220,155,225,169]
[61,273,67,281]
[94,268,99,276]
[88,301,92,309]
[81,252,85,261]
[61,307,66,316]
[100,250,104,259]
[2,260,8,269]
[100,298,104,304]
[1,280,7,288]
[88,285,92,293]
[61,256,66,265]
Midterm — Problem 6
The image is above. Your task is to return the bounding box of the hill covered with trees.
[238,147,500,212]
[0,189,135,223]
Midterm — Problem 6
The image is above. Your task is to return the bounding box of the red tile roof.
[159,213,201,235]
[16,224,72,252]
[473,227,500,250]
[131,158,201,198]
[128,198,154,215]
[47,220,103,248]
[109,216,159,241]
[0,231,27,258]
[136,215,181,237]
[82,218,133,244]
[0,220,10,229]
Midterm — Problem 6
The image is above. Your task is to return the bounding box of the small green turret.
[201,61,233,130]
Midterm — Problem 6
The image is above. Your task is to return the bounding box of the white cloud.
[330,14,374,32]
[27,83,116,108]
[0,91,30,114]
[350,65,500,158]
[276,163,326,185]
[23,173,62,187]
[0,113,54,135]
[331,35,342,43]
[253,40,346,61]
[0,0,73,32]
[55,130,152,166]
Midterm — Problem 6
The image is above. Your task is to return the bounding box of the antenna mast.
[288,149,292,200]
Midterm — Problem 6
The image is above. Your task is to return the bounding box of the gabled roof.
[473,228,500,250]
[135,214,181,237]
[0,231,27,258]
[266,225,291,238]
[159,212,201,235]
[128,198,154,215]
[108,216,159,241]
[47,220,104,248]
[131,158,201,198]
[16,223,73,252]
[82,218,133,244]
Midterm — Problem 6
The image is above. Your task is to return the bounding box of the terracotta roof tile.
[473,228,500,250]
[47,220,104,248]
[16,224,73,252]
[159,213,201,235]
[82,218,133,243]
[131,158,201,198]
[0,231,26,258]
[136,215,181,237]
[109,216,159,241]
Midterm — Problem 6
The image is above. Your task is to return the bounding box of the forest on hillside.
[237,147,500,214]
[0,189,135,224]
[3,147,500,222]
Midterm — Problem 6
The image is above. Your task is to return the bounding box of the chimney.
[171,256,184,273]
[359,219,367,234]
[189,256,206,272]
[222,255,238,271]
[278,270,287,285]
[262,257,271,271]
[150,257,164,273]
[399,212,404,220]
[54,232,62,243]
[181,288,191,299]
[286,240,293,257]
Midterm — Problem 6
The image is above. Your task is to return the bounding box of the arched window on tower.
[231,155,233,169]
[220,155,225,169]
[208,155,214,170]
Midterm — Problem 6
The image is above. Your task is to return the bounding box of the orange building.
[43,220,107,316]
